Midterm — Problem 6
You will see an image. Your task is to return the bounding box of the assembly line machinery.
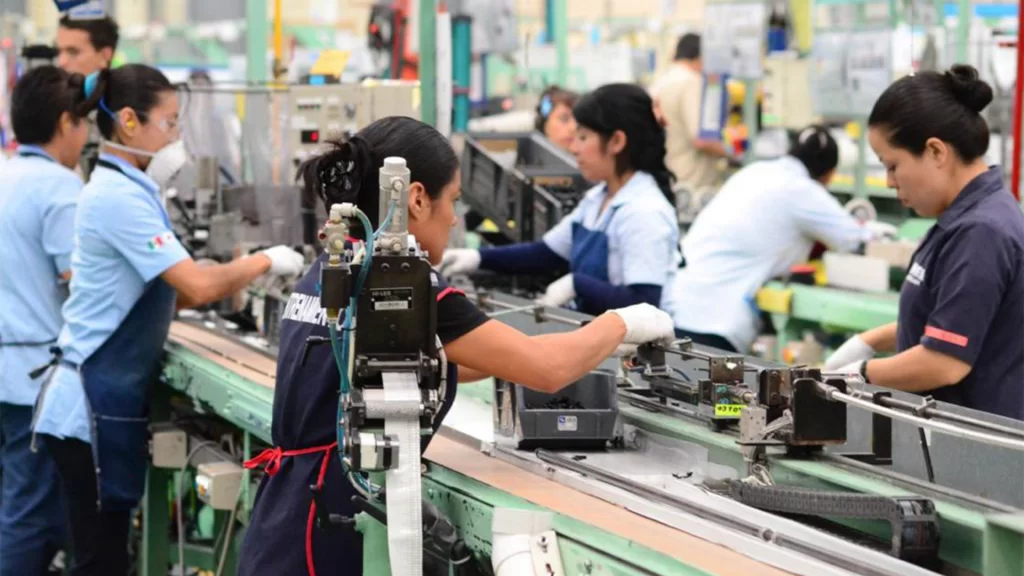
[142,81,1023,574]
[152,285,1024,576]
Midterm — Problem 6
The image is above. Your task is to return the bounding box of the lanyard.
[17,150,55,162]
[95,158,172,228]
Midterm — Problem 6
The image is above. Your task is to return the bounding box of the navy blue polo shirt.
[896,167,1024,420]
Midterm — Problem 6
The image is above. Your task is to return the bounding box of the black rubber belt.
[729,481,941,564]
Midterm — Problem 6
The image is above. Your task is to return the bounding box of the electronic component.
[195,462,243,510]
[150,424,187,469]
[300,129,321,144]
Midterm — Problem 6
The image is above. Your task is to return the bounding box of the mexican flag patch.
[148,231,175,251]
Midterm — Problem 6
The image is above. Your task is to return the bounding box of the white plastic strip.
[383,372,424,576]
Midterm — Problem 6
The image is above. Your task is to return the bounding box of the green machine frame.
[146,336,1024,576]
[151,339,727,576]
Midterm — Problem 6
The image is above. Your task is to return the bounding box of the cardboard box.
[824,252,890,293]
[866,240,918,269]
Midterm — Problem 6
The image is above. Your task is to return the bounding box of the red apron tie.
[244,441,338,576]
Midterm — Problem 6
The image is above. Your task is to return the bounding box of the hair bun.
[66,73,85,90]
[797,126,828,150]
[944,64,993,113]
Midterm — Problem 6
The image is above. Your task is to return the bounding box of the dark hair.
[12,65,95,145]
[535,85,579,132]
[674,33,700,61]
[298,116,459,235]
[59,16,119,52]
[789,125,839,180]
[868,64,993,162]
[87,64,175,140]
[572,83,675,203]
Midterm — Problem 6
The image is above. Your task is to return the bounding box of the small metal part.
[350,432,399,471]
[708,356,745,383]
[740,406,769,462]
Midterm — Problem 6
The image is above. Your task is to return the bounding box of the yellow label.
[310,49,351,77]
[714,404,746,418]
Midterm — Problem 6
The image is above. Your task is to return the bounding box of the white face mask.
[145,140,191,189]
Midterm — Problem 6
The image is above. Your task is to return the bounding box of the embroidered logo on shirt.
[906,262,926,286]
[924,325,968,347]
[147,231,175,251]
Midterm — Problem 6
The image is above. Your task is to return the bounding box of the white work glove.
[439,249,481,276]
[863,220,898,241]
[536,273,575,307]
[834,360,866,377]
[609,303,675,346]
[823,334,875,371]
[260,245,305,276]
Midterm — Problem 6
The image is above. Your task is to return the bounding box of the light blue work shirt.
[33,153,189,442]
[541,171,680,314]
[672,156,871,351]
[0,146,83,406]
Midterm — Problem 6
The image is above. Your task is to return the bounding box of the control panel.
[289,80,420,174]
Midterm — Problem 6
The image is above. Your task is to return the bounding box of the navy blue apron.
[82,158,177,510]
[569,203,620,312]
[238,256,457,576]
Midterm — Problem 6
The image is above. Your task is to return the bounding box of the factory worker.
[55,15,119,178]
[30,64,306,574]
[237,116,676,576]
[55,15,118,76]
[0,65,93,576]
[535,85,579,151]
[650,33,728,192]
[441,83,680,317]
[671,126,895,352]
[824,65,1024,421]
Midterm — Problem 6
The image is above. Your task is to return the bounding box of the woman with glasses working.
[31,64,306,574]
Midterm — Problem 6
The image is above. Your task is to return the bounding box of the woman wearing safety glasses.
[31,64,306,574]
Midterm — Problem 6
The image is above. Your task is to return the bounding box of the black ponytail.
[299,135,376,235]
[11,65,94,145]
[298,116,459,236]
[572,83,676,204]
